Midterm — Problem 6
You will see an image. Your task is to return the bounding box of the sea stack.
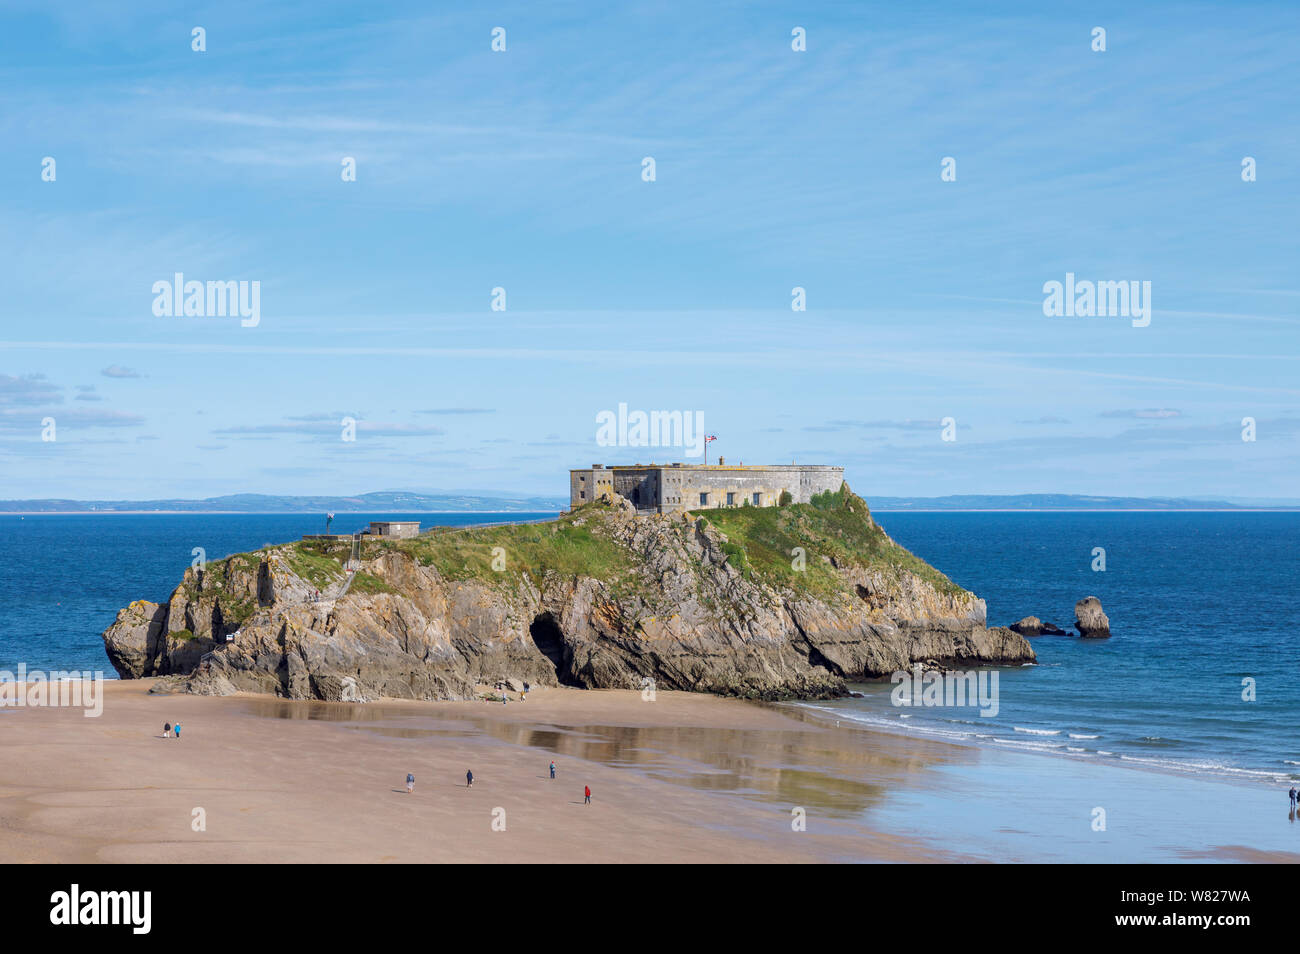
[1074,596,1111,638]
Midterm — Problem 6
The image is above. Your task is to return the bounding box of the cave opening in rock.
[257,561,274,606]
[529,612,577,685]
[854,584,879,607]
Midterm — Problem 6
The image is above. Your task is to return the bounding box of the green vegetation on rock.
[348,571,397,595]
[177,556,263,628]
[718,540,749,573]
[286,542,347,588]
[394,506,634,588]
[193,488,963,617]
[219,596,257,627]
[694,487,966,599]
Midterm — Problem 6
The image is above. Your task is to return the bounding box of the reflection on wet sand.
[237,693,976,819]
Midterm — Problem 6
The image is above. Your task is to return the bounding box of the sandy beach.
[0,681,967,863]
[3,681,1298,864]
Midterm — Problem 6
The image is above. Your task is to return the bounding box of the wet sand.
[0,681,969,863]
[3,681,1298,863]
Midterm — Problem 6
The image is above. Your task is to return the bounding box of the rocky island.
[102,484,1034,701]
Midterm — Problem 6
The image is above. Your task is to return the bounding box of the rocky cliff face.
[102,489,1034,701]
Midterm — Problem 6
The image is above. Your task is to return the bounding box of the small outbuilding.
[367,521,421,539]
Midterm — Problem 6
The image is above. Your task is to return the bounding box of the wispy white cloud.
[101,364,143,378]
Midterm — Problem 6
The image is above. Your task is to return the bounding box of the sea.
[801,510,1300,789]
[1,509,1296,789]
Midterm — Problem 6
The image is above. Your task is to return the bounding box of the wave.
[796,704,988,745]
[789,702,1290,788]
[1117,753,1293,783]
[991,737,1068,754]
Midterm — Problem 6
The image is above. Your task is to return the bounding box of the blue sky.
[1,0,1297,501]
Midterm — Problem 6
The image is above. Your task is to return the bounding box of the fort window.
[726,492,735,505]
[699,492,708,506]
[752,492,761,505]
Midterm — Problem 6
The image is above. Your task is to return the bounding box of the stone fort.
[569,459,844,515]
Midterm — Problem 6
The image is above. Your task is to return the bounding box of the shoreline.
[780,697,1297,793]
[4,681,1298,863]
[5,673,1294,792]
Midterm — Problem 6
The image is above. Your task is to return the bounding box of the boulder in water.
[1009,616,1069,637]
[1074,596,1111,638]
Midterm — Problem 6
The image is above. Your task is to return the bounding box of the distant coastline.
[0,490,566,514]
[866,493,1300,512]
[0,510,561,516]
[3,490,1296,514]
[870,507,1300,513]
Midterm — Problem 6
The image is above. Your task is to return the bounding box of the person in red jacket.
[584,785,591,804]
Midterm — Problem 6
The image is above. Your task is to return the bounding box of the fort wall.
[570,462,844,514]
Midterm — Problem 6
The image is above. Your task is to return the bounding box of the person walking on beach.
[163,722,171,739]
[406,773,415,794]
[549,760,556,780]
[173,721,181,740]
[466,769,474,788]
[584,785,591,805]
[1290,786,1296,809]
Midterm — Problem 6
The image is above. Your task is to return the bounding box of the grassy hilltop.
[693,485,964,599]
[277,484,966,604]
